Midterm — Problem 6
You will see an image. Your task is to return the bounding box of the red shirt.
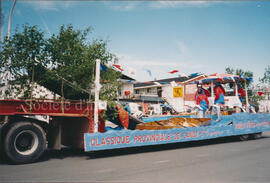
[238,88,245,97]
[196,93,209,106]
[195,88,210,100]
[214,86,225,101]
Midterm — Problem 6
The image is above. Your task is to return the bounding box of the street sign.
[173,87,183,97]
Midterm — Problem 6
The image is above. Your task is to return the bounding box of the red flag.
[113,64,124,71]
[169,70,179,74]
[258,92,265,96]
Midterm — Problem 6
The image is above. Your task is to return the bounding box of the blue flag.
[100,63,106,71]
[146,69,152,77]
[190,72,200,77]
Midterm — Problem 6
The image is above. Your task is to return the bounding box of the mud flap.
[48,123,62,150]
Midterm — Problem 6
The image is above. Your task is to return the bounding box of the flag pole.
[94,59,101,133]
[244,80,249,112]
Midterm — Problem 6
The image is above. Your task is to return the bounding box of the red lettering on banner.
[235,122,266,129]
[89,136,132,146]
[261,121,270,127]
[235,123,244,129]
[126,136,130,144]
[101,138,106,145]
[137,135,142,143]
[117,137,121,144]
[246,122,256,128]
[106,137,110,145]
[133,133,172,143]
[207,131,221,136]
[91,138,96,146]
[183,131,198,139]
[111,137,115,144]
[173,133,181,140]
[200,131,207,137]
[150,135,157,141]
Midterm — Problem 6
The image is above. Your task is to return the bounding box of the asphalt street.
[1,132,270,183]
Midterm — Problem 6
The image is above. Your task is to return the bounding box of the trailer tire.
[4,122,46,164]
[239,134,250,141]
[251,132,262,139]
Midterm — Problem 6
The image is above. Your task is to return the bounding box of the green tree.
[259,65,270,100]
[225,67,259,106]
[0,25,48,98]
[260,65,270,85]
[44,24,121,99]
[225,66,253,78]
[0,24,121,100]
[225,67,253,87]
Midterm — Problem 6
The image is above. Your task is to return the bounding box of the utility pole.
[0,0,3,41]
[7,0,16,39]
[4,0,16,97]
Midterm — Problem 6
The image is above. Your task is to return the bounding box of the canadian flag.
[113,64,124,71]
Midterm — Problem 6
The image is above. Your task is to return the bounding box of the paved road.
[1,132,270,183]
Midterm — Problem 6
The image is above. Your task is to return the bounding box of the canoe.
[136,117,211,130]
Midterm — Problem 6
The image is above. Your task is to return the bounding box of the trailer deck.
[84,113,270,151]
[1,99,270,164]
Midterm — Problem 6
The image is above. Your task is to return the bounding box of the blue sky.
[2,1,270,83]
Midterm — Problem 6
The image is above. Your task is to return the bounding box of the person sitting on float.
[213,82,225,121]
[195,84,209,118]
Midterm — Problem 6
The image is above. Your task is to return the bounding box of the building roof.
[134,74,203,88]
[120,74,135,81]
[120,96,165,103]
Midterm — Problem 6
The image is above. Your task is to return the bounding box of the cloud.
[104,2,139,11]
[116,53,204,69]
[104,1,215,11]
[40,17,51,36]
[27,1,73,11]
[176,41,191,58]
[149,1,216,9]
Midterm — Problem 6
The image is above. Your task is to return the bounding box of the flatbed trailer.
[1,99,270,164]
[84,113,270,151]
[0,99,105,164]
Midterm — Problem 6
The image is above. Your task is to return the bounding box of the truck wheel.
[4,122,46,164]
[252,132,262,139]
[239,134,250,141]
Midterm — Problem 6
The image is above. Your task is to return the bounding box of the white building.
[131,74,205,113]
[118,75,136,99]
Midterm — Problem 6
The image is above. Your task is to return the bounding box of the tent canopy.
[189,73,253,85]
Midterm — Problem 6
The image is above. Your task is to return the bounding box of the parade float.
[1,60,270,164]
[84,70,270,151]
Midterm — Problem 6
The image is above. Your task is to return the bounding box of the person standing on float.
[195,84,209,118]
[214,82,225,121]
